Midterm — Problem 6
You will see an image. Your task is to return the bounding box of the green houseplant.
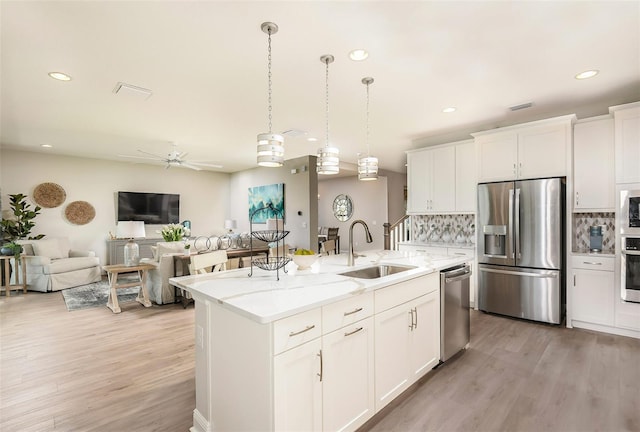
[1,193,44,285]
[1,193,45,243]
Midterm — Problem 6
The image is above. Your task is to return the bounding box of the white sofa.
[17,237,101,292]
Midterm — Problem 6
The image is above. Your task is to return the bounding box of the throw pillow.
[32,238,65,259]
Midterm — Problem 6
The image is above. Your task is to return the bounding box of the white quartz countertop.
[170,249,469,324]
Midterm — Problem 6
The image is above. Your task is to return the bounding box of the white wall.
[318,175,389,252]
[229,155,318,251]
[0,150,230,266]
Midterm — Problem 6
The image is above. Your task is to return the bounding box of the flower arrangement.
[158,223,190,242]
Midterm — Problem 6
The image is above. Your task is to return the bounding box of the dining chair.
[179,250,228,308]
[321,239,337,255]
[327,227,340,253]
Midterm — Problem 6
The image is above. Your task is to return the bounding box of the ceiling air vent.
[509,102,533,111]
[113,82,153,100]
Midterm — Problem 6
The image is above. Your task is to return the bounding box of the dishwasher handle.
[443,265,472,283]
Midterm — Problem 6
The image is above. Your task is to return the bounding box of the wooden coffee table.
[102,263,154,313]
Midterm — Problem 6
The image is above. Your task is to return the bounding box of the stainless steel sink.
[339,264,417,279]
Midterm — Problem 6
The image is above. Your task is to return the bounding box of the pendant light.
[317,55,339,175]
[358,77,378,181]
[257,22,284,167]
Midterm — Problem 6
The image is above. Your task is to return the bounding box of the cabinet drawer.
[273,308,322,355]
[571,255,614,271]
[447,247,474,257]
[375,273,439,313]
[322,291,373,334]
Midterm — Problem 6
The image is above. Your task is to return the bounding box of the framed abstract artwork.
[248,183,285,223]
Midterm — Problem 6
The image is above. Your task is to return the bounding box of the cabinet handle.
[317,350,323,382]
[289,325,315,337]
[513,163,517,175]
[344,327,364,337]
[576,191,579,206]
[518,162,522,177]
[408,310,414,330]
[413,307,418,329]
[453,252,467,256]
[343,307,363,316]
[573,274,576,286]
[583,261,602,266]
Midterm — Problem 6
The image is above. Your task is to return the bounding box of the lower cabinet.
[274,338,323,431]
[273,299,375,432]
[571,255,614,327]
[374,290,439,411]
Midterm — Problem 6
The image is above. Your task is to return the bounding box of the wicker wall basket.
[33,182,66,208]
[65,201,96,225]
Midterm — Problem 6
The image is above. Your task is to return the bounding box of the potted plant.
[1,193,44,285]
[1,193,45,243]
[0,241,23,259]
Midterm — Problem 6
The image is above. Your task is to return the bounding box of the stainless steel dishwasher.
[440,264,472,362]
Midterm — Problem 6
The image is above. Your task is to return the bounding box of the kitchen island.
[171,249,469,432]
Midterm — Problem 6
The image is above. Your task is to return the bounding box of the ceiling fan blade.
[176,162,202,171]
[118,154,165,161]
[137,149,166,160]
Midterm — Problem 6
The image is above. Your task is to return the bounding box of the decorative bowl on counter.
[290,253,318,270]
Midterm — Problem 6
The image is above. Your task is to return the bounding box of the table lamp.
[116,221,146,266]
[224,219,237,234]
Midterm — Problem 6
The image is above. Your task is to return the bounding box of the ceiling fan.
[119,144,223,171]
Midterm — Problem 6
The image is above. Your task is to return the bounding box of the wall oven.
[620,189,640,236]
[621,236,640,303]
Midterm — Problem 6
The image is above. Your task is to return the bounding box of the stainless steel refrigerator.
[477,177,565,324]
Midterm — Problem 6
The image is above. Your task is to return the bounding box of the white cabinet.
[573,116,615,211]
[455,140,477,212]
[407,146,455,213]
[274,339,323,431]
[611,102,640,184]
[571,255,614,327]
[275,293,375,432]
[322,318,375,432]
[373,274,440,411]
[474,115,575,182]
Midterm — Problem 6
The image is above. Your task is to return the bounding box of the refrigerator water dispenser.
[483,225,507,257]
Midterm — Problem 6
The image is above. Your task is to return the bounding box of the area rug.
[61,280,140,311]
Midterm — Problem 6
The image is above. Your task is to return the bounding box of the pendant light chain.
[267,28,273,134]
[325,57,330,148]
[365,80,370,156]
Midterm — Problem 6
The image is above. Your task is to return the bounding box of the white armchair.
[17,238,101,292]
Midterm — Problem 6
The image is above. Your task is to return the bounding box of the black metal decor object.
[248,202,290,280]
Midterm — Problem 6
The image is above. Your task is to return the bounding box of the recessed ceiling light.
[349,49,369,61]
[575,70,599,80]
[41,144,53,148]
[48,72,72,81]
[307,137,318,142]
[442,107,456,113]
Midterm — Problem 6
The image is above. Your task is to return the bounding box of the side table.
[0,255,27,296]
[102,263,154,313]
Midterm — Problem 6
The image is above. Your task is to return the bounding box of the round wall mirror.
[332,194,353,221]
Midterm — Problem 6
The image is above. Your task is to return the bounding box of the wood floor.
[2,291,639,432]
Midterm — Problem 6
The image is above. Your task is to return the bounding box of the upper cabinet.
[573,116,615,211]
[473,115,575,183]
[611,102,640,184]
[406,140,475,214]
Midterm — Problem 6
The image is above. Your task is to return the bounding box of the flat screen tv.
[117,191,179,224]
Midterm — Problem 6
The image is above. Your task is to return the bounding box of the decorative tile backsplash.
[412,214,476,245]
[573,212,615,252]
